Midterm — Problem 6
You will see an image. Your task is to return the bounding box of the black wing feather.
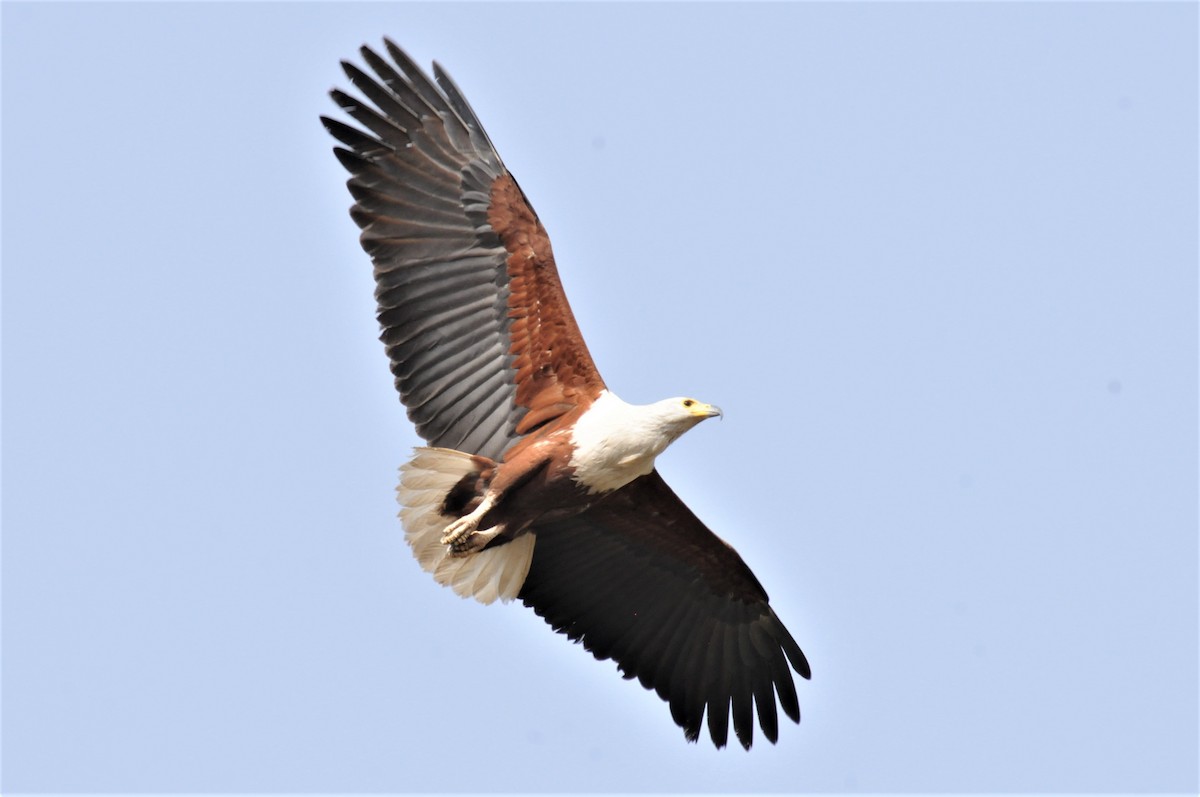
[519,471,809,749]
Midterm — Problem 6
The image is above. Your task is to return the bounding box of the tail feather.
[397,447,534,605]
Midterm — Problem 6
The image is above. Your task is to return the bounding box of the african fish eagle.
[322,40,811,749]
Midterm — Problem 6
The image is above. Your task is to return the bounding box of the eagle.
[322,40,810,750]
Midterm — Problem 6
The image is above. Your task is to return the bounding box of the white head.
[569,390,723,493]
[643,396,724,443]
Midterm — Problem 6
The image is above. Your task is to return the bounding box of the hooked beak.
[684,399,723,421]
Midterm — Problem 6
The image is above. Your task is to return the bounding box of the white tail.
[396,447,534,605]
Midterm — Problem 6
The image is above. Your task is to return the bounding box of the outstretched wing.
[518,471,811,749]
[322,40,605,460]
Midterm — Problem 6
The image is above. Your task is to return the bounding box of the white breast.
[568,391,676,493]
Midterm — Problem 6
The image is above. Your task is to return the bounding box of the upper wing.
[322,40,605,460]
[518,470,811,749]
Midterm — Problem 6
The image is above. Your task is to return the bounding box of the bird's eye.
[683,399,695,408]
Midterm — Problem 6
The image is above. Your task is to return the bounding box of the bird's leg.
[440,493,503,555]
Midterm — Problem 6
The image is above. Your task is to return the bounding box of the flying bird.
[322,40,810,749]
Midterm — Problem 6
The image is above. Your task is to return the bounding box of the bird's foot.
[439,493,497,555]
[441,522,503,556]
[440,513,479,547]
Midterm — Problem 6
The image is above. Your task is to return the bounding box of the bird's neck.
[567,391,681,493]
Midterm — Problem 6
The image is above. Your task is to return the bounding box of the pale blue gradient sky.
[3,2,1197,793]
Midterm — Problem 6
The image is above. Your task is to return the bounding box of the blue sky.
[3,2,1197,793]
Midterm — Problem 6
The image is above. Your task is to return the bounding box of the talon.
[442,524,504,556]
[446,534,478,557]
[439,492,503,555]
[440,515,479,547]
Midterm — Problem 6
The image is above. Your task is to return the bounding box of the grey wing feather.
[323,40,521,459]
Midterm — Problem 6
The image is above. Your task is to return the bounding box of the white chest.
[568,391,675,494]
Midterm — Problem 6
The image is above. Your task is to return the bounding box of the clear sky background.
[3,2,1197,793]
